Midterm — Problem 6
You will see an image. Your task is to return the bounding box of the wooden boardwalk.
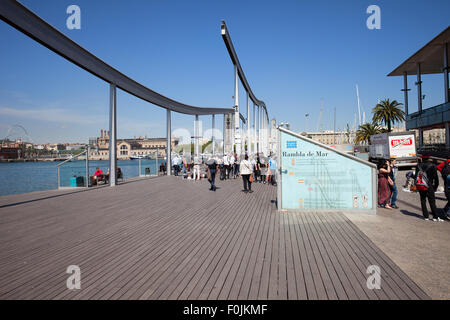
[0,176,429,300]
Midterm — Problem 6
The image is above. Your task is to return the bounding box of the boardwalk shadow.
[400,209,424,220]
[0,185,107,209]
[0,176,161,209]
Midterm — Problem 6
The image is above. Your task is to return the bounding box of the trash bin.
[69,176,77,187]
[76,176,85,187]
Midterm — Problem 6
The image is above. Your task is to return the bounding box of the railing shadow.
[0,175,165,209]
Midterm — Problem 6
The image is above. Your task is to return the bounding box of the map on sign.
[280,131,375,211]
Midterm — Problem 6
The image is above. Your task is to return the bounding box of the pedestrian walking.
[172,154,179,176]
[414,156,443,221]
[436,158,450,219]
[192,155,201,181]
[233,153,240,179]
[229,153,235,179]
[223,154,229,179]
[269,155,277,186]
[240,154,253,193]
[389,159,399,209]
[255,156,261,182]
[206,157,218,191]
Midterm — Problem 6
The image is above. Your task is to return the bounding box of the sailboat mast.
[356,84,361,126]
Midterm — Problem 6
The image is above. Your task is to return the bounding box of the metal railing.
[138,153,160,177]
[56,146,89,189]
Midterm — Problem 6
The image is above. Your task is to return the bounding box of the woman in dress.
[377,159,392,209]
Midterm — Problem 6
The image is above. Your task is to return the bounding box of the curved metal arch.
[220,20,267,114]
[0,0,244,119]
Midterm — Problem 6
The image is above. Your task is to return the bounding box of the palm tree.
[372,99,405,132]
[355,123,382,144]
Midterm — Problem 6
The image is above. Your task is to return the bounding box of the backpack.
[442,162,450,188]
[414,165,429,191]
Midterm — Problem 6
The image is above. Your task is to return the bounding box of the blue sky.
[0,0,449,144]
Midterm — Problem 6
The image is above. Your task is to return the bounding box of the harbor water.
[0,159,164,196]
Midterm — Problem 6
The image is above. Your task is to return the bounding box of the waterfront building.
[91,129,179,160]
[299,130,356,145]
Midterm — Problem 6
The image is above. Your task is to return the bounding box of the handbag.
[249,174,254,183]
[388,176,394,187]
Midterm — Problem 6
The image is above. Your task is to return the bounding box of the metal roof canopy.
[388,26,450,76]
[220,20,267,116]
[0,0,246,122]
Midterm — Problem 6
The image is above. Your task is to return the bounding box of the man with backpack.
[414,156,443,221]
[437,158,450,218]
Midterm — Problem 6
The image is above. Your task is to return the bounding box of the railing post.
[85,145,89,187]
[139,157,141,177]
[109,83,117,186]
[156,147,158,176]
[57,167,60,189]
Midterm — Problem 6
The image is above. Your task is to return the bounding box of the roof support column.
[253,102,256,155]
[109,83,117,186]
[257,105,260,155]
[222,115,225,155]
[261,107,264,155]
[416,63,423,147]
[402,72,410,130]
[402,72,409,115]
[417,63,423,112]
[444,42,449,103]
[265,112,268,156]
[212,114,215,155]
[234,64,241,155]
[247,92,250,153]
[194,114,200,157]
[166,110,172,176]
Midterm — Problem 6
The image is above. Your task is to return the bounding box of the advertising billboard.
[278,128,376,213]
[388,134,416,158]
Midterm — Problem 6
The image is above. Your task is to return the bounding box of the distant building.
[299,130,355,145]
[66,144,85,151]
[45,144,58,152]
[0,147,21,160]
[91,129,178,160]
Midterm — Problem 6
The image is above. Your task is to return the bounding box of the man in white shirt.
[229,154,235,179]
[172,155,179,176]
[223,154,230,180]
[193,156,201,181]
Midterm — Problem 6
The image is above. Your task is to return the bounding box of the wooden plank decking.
[0,176,429,300]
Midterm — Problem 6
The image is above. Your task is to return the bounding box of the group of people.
[170,152,277,194]
[91,167,122,185]
[377,158,399,209]
[204,153,278,193]
[414,156,448,221]
[378,155,450,221]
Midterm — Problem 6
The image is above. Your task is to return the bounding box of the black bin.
[76,176,85,187]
